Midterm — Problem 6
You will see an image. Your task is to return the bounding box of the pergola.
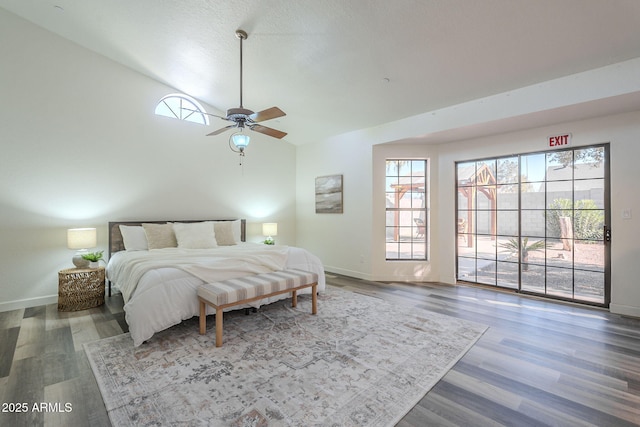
[389,177,425,241]
[457,164,497,248]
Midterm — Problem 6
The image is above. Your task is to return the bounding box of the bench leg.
[199,300,207,335]
[311,284,317,314]
[215,307,223,347]
[292,290,297,307]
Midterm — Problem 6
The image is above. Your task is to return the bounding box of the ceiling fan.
[204,30,287,142]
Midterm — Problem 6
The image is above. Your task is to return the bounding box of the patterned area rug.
[85,286,487,426]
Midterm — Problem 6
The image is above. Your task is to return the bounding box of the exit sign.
[548,133,571,148]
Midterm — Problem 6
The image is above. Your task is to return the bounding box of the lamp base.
[264,237,275,245]
[72,252,90,268]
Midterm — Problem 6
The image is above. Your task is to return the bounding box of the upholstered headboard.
[108,219,246,259]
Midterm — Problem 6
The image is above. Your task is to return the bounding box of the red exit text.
[548,134,571,147]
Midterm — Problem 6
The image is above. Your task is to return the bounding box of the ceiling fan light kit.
[229,123,250,160]
[202,29,287,163]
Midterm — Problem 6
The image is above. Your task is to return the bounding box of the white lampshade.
[262,223,278,237]
[67,228,97,268]
[67,228,97,250]
[231,133,250,152]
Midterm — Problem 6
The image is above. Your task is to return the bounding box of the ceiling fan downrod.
[236,29,247,109]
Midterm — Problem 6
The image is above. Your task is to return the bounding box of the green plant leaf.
[81,250,104,261]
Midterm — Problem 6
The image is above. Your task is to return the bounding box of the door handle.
[604,226,611,242]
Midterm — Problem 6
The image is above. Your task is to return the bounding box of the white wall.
[295,136,373,278]
[0,10,297,311]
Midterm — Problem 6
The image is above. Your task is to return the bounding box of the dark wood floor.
[1,274,639,426]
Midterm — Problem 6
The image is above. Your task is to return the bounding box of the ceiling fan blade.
[249,107,286,123]
[206,125,235,136]
[250,124,287,139]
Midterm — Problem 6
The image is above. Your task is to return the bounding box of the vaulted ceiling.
[2,0,640,145]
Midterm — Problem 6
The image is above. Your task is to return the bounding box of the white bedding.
[107,243,326,346]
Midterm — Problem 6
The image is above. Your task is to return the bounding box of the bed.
[106,219,326,346]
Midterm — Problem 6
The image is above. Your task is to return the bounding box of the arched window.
[154,94,209,125]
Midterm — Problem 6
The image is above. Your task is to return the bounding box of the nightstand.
[58,267,106,311]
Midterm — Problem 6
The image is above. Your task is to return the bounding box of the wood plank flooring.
[0,294,127,427]
[1,274,639,426]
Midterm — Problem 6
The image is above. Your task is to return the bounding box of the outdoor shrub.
[547,198,604,241]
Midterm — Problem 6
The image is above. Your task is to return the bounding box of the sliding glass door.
[456,144,609,306]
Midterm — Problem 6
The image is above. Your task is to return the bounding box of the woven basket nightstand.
[58,267,105,311]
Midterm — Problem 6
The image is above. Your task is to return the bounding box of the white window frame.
[154,94,210,125]
[385,159,428,260]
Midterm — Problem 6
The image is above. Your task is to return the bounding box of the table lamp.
[262,223,277,245]
[67,228,97,268]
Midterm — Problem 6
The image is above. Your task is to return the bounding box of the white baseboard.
[324,267,440,283]
[368,274,433,282]
[324,266,373,281]
[609,303,640,319]
[0,294,58,313]
[438,275,457,285]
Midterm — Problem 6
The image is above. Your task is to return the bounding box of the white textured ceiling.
[2,0,640,144]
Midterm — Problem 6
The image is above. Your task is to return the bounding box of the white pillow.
[173,222,217,249]
[119,225,149,251]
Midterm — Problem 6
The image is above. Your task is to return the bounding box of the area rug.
[84,286,487,426]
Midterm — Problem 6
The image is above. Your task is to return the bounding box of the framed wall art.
[315,174,343,213]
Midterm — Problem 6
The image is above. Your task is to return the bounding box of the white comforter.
[107,243,326,346]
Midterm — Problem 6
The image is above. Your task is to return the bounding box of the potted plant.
[263,237,275,245]
[498,237,547,271]
[82,250,104,268]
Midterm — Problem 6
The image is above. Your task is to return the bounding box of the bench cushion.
[197,269,318,306]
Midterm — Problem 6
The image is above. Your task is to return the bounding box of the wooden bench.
[197,269,318,347]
